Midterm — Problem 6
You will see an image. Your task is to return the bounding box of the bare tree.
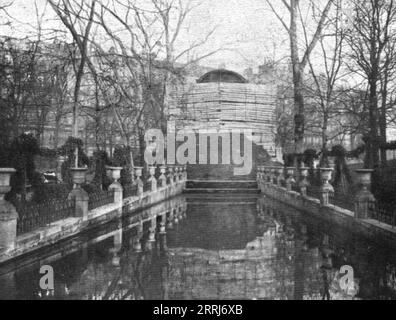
[304,0,347,163]
[265,0,335,157]
[345,0,396,168]
[48,0,97,166]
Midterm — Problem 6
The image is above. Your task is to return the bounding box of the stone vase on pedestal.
[68,168,89,220]
[57,156,67,182]
[275,167,284,187]
[159,166,167,188]
[354,169,375,219]
[106,166,123,208]
[286,167,296,191]
[149,166,157,192]
[319,168,334,206]
[0,168,18,254]
[134,167,144,195]
[299,167,310,197]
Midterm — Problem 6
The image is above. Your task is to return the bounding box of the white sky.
[3,0,332,73]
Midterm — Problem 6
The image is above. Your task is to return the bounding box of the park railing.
[16,199,75,236]
[368,201,396,228]
[88,189,115,211]
[123,184,138,199]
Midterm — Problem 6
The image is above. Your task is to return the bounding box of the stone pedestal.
[319,168,334,206]
[68,168,89,220]
[354,169,375,219]
[0,168,17,254]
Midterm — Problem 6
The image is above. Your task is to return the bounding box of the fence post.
[0,169,17,254]
[354,169,375,219]
[159,166,167,188]
[107,167,123,214]
[319,168,334,206]
[135,167,144,196]
[299,167,310,197]
[68,168,89,221]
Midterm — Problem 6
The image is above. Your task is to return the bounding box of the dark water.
[1,194,396,300]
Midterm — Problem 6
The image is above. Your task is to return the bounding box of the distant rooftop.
[196,69,248,84]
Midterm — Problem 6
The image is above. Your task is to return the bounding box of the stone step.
[186,180,258,190]
[183,188,260,195]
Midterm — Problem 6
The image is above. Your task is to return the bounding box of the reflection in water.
[1,195,396,300]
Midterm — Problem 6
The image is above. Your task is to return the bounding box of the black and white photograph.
[0,0,395,306]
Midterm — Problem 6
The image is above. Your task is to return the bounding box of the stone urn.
[0,168,17,253]
[355,169,374,189]
[106,166,123,183]
[0,168,15,197]
[0,168,17,217]
[70,168,88,187]
[149,166,156,177]
[320,168,334,185]
[134,167,143,179]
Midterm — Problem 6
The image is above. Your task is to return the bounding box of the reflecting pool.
[1,194,396,300]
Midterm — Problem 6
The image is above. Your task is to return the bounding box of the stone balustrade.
[0,164,188,262]
[258,166,377,222]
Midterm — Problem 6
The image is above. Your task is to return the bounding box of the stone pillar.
[299,167,310,197]
[0,169,18,254]
[68,168,89,221]
[354,169,375,219]
[135,167,144,196]
[319,168,334,206]
[107,167,123,213]
[148,166,157,192]
[286,167,296,191]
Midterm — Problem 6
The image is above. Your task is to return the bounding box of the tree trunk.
[290,0,305,158]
